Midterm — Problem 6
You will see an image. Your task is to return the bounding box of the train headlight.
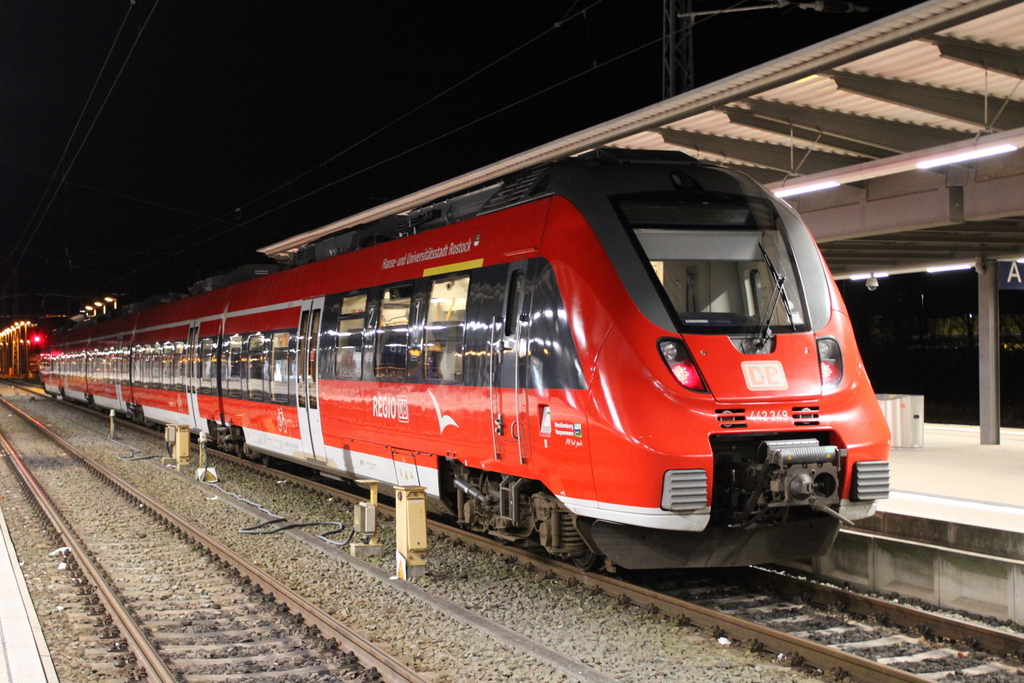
[658,339,707,392]
[816,337,843,391]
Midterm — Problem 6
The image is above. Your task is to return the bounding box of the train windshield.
[617,191,827,335]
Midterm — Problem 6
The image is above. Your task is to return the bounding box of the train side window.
[374,283,413,379]
[408,294,425,379]
[124,346,132,385]
[152,345,160,388]
[223,334,243,398]
[335,293,366,379]
[306,310,321,409]
[504,269,524,337]
[173,341,186,392]
[163,341,175,389]
[153,344,161,388]
[269,331,292,404]
[246,333,266,402]
[423,274,469,381]
[135,347,143,387]
[152,345,161,388]
[140,345,151,388]
[199,338,216,395]
[151,344,159,388]
[131,346,141,387]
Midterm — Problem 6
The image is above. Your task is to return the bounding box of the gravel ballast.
[2,387,823,682]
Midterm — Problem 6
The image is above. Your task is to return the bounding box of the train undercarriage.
[115,397,850,572]
[445,462,603,570]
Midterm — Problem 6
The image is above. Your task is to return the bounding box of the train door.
[297,297,328,463]
[494,262,532,464]
[184,322,203,431]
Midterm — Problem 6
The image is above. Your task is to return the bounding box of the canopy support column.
[977,258,1000,445]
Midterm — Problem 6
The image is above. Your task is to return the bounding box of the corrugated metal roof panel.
[841,41,1024,98]
[941,3,1024,47]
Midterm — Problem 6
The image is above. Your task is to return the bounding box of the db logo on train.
[741,360,789,391]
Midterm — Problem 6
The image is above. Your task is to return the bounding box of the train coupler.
[761,439,842,509]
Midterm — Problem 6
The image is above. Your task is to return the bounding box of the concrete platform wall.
[785,518,1024,624]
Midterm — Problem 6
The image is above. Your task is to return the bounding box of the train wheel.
[572,551,600,572]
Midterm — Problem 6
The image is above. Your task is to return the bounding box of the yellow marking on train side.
[423,258,484,277]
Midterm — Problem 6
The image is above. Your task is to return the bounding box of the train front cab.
[552,157,891,569]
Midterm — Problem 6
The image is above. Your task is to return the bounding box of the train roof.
[287,149,702,269]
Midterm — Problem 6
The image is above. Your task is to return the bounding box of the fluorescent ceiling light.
[916,144,1017,169]
[849,273,870,280]
[764,130,1024,199]
[773,180,840,198]
[926,263,972,273]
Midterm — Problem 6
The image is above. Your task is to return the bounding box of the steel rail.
[732,567,1024,658]
[208,446,940,682]
[0,396,430,683]
[0,427,179,683]
[15,385,1024,681]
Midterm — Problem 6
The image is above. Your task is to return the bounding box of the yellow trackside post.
[161,424,190,472]
[394,485,428,579]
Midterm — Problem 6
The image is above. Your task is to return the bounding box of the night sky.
[2,0,922,321]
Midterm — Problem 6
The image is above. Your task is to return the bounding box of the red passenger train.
[41,149,890,570]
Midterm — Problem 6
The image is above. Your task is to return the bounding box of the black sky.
[1,0,922,320]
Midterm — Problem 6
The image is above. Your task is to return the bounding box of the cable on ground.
[205,481,357,547]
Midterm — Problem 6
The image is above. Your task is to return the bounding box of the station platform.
[879,423,1024,535]
[0,506,57,683]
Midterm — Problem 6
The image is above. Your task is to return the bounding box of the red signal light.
[659,339,707,392]
[817,338,843,390]
[820,360,840,386]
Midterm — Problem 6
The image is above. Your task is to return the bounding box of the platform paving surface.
[881,424,1024,533]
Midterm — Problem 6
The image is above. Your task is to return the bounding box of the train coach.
[41,149,890,570]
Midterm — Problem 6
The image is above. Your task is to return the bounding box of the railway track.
[6,383,1024,682]
[0,391,428,683]
[211,458,1024,681]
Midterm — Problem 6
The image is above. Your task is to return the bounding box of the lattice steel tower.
[662,0,694,99]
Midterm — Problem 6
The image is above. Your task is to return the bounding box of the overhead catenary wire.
[1,5,135,274]
[97,5,717,294]
[29,0,607,295]
[1,0,162,304]
[217,11,722,230]
[90,2,795,297]
[224,0,609,229]
[90,2,615,290]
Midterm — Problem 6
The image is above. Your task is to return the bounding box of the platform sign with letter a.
[998,261,1024,290]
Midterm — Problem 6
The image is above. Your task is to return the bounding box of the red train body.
[41,150,890,569]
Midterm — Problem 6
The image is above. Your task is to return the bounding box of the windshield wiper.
[753,244,793,351]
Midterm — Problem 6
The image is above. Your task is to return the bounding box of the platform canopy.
[261,0,1024,280]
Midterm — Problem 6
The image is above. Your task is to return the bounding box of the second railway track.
[0,390,427,683]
